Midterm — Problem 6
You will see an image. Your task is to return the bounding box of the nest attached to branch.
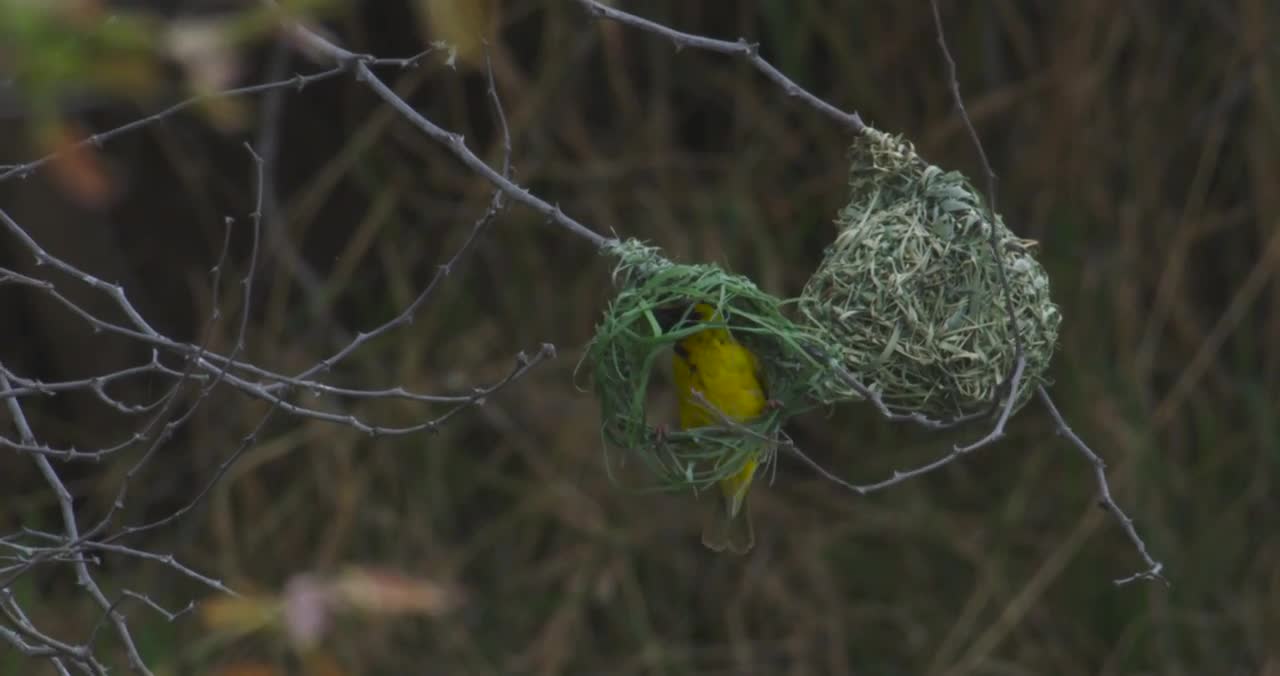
[584,240,826,493]
[587,126,1062,492]
[798,127,1061,419]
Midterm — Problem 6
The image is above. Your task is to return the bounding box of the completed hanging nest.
[799,127,1061,419]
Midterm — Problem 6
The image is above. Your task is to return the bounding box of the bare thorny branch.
[0,35,541,675]
[925,0,1162,586]
[1,1,1163,672]
[560,0,1161,584]
[570,0,1161,584]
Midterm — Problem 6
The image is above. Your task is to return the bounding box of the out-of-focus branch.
[0,54,433,185]
[1,49,551,672]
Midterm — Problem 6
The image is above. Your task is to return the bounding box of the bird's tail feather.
[701,495,754,555]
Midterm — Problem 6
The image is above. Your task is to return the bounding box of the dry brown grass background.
[2,1,1278,674]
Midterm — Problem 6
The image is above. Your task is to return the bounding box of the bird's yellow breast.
[671,320,767,429]
[668,303,769,533]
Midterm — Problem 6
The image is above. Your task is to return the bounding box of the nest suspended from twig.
[799,127,1061,419]
[583,239,826,493]
[586,127,1062,492]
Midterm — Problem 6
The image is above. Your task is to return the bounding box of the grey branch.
[927,0,1162,585]
[575,0,866,132]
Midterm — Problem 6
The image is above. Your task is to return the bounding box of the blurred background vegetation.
[1,0,1277,674]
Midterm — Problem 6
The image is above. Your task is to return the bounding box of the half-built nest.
[584,240,826,493]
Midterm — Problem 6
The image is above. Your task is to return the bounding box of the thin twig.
[928,0,1025,421]
[0,18,558,676]
[797,355,1031,496]
[576,0,865,132]
[0,54,434,184]
[928,0,1163,585]
[274,18,610,249]
[0,590,104,675]
[82,542,235,596]
[84,144,267,540]
[1038,387,1167,585]
[0,374,153,675]
[118,591,196,623]
[0,207,534,432]
[816,348,989,430]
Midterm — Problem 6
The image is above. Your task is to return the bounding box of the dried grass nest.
[586,127,1062,492]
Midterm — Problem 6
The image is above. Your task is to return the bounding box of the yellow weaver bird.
[656,302,770,554]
